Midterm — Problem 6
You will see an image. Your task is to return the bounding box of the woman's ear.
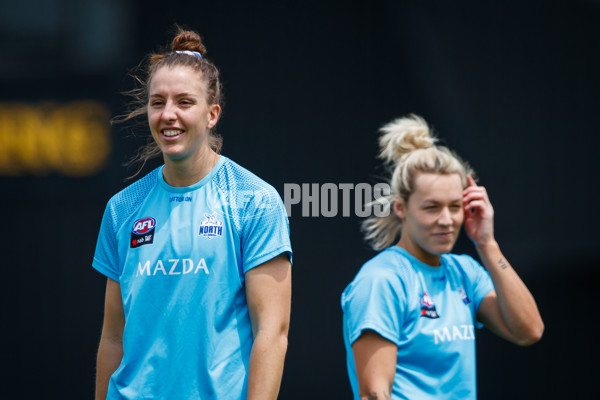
[393,197,405,219]
[207,104,221,128]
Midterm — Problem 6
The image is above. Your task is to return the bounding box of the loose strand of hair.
[361,195,403,251]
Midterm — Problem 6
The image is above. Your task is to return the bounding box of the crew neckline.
[157,155,226,193]
[390,245,446,275]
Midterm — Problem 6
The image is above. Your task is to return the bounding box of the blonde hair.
[362,114,473,250]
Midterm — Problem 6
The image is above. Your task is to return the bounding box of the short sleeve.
[342,267,405,346]
[239,185,292,273]
[92,202,121,282]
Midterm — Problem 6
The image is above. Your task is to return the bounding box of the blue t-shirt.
[93,156,292,400]
[341,246,494,400]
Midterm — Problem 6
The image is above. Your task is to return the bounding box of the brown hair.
[117,27,224,175]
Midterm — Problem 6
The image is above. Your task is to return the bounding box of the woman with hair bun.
[341,114,543,399]
[93,28,292,400]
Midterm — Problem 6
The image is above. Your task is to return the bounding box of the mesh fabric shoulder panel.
[212,159,284,233]
[212,158,290,271]
[107,169,160,234]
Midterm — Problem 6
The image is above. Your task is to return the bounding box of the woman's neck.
[397,238,442,267]
[162,147,219,187]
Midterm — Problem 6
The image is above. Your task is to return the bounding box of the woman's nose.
[438,207,452,225]
[161,102,177,121]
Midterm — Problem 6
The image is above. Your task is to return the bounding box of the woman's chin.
[161,148,189,162]
[430,242,456,256]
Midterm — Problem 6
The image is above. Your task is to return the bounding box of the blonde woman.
[341,114,543,400]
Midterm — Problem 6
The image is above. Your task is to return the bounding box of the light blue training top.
[93,156,292,399]
[342,246,493,400]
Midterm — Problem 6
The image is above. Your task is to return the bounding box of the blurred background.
[2,0,598,398]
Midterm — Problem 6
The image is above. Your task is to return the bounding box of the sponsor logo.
[131,217,156,248]
[420,291,440,319]
[136,258,210,276]
[433,325,475,344]
[199,213,223,239]
[169,195,192,203]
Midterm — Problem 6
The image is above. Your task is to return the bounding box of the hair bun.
[378,114,436,164]
[171,30,207,57]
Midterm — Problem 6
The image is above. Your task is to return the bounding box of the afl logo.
[132,217,156,234]
[130,217,156,248]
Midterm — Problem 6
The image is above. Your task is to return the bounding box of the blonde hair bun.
[378,114,437,164]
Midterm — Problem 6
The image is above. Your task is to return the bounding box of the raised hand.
[463,175,495,248]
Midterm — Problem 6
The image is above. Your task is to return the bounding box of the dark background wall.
[2,1,598,398]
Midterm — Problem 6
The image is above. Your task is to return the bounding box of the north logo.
[131,217,156,248]
[420,291,440,319]
[199,213,223,239]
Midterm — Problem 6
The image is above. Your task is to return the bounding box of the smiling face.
[394,172,464,266]
[147,65,220,163]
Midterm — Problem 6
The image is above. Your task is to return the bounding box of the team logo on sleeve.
[420,292,440,319]
[130,217,156,248]
[199,213,223,239]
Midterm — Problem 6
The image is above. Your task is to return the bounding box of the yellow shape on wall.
[0,101,112,177]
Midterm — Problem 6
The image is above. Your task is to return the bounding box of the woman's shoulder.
[357,247,418,281]
[343,248,418,305]
[106,167,161,209]
[214,156,284,214]
[442,252,480,268]
[213,157,287,234]
[216,156,278,192]
[441,253,487,279]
